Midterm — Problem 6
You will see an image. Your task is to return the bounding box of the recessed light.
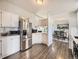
[36,0,43,5]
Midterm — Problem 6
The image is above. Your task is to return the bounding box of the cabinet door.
[11,36,20,53]
[42,33,48,45]
[6,37,14,56]
[0,10,2,27]
[11,14,19,27]
[32,33,42,44]
[7,36,20,56]
[2,37,8,58]
[2,37,14,58]
[2,11,11,27]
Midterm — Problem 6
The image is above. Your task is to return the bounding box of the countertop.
[69,32,78,44]
[0,35,20,38]
[1,34,20,36]
[73,37,78,44]
[71,35,78,44]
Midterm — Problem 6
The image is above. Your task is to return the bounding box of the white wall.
[49,12,78,36]
[48,16,53,46]
[48,12,77,46]
[69,12,77,50]
[48,13,69,46]
[68,12,77,49]
[69,12,78,36]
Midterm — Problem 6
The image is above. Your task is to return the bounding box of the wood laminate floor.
[3,40,73,59]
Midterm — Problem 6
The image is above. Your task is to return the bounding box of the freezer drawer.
[21,38,32,51]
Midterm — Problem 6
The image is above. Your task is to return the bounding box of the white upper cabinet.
[11,13,19,27]
[0,10,2,27]
[2,11,19,27]
[2,11,11,27]
[39,19,48,26]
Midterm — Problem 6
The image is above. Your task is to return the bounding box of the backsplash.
[0,27,18,33]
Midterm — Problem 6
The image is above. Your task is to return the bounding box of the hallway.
[3,40,73,59]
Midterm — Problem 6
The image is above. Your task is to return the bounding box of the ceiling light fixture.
[36,0,43,5]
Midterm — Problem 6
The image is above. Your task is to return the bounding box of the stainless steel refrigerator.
[19,17,32,51]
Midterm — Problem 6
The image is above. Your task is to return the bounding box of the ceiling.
[1,0,78,17]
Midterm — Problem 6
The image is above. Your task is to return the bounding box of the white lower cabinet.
[32,33,42,44]
[2,36,20,58]
[2,37,7,58]
[32,33,48,45]
[11,36,20,54]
